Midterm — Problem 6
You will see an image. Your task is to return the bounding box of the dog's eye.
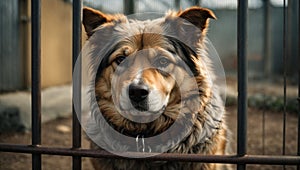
[154,57,170,67]
[115,56,126,65]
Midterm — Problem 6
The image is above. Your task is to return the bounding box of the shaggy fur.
[82,6,231,170]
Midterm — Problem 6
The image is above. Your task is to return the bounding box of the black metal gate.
[0,0,300,170]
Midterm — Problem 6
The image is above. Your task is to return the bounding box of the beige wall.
[41,0,73,88]
[25,0,73,88]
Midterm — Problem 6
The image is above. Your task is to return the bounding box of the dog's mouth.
[120,105,166,117]
[104,105,168,138]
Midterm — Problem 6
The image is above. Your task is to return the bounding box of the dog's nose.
[128,84,149,103]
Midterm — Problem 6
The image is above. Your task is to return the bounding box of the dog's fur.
[83,6,231,170]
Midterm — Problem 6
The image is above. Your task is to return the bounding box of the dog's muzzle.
[128,83,149,111]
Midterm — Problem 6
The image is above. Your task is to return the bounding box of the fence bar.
[282,3,287,170]
[237,0,248,169]
[123,0,135,15]
[263,0,272,77]
[297,2,300,170]
[31,0,42,169]
[0,144,300,165]
[72,0,82,170]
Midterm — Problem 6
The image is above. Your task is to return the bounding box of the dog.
[82,6,231,170]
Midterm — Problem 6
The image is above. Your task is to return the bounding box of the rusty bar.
[0,144,299,165]
[31,0,42,169]
[237,0,248,169]
[72,0,82,170]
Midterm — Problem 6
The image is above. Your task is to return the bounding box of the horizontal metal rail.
[0,144,299,165]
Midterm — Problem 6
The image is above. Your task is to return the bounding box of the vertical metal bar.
[31,0,42,169]
[237,0,248,170]
[72,0,82,170]
[123,0,135,15]
[262,0,271,156]
[282,0,287,157]
[282,0,288,169]
[262,95,266,155]
[192,0,200,6]
[174,0,180,10]
[297,1,300,170]
[263,0,272,77]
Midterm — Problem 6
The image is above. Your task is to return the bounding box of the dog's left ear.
[177,7,216,32]
[83,7,117,37]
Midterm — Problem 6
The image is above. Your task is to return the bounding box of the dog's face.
[112,46,176,116]
[83,7,215,135]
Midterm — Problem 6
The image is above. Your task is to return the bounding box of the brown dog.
[82,6,231,170]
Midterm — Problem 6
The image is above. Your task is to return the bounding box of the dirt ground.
[0,105,298,170]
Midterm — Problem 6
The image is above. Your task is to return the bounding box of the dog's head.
[83,7,216,136]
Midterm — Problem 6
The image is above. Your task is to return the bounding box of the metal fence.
[0,0,300,170]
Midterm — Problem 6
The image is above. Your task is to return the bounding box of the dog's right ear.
[83,7,113,37]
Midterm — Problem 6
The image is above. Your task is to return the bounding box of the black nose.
[128,84,149,103]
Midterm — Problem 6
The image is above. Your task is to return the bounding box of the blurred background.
[0,0,299,170]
